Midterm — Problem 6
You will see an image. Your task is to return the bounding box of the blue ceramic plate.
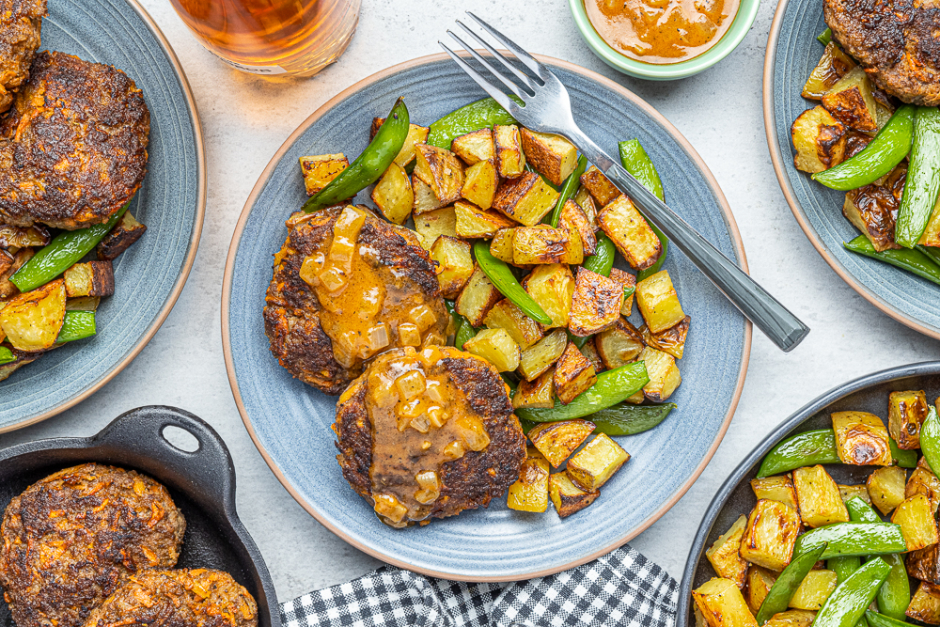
[223,53,751,581]
[764,0,940,339]
[0,0,205,432]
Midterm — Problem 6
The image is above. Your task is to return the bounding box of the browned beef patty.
[81,569,257,627]
[0,463,186,627]
[825,0,940,105]
[0,51,150,230]
[0,0,45,114]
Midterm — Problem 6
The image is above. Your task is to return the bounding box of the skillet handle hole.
[161,425,201,453]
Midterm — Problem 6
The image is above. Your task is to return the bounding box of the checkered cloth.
[279,545,677,627]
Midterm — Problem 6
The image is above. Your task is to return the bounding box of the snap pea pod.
[590,403,676,436]
[794,523,906,560]
[619,139,668,280]
[756,543,828,625]
[548,155,588,227]
[830,554,868,627]
[0,346,14,365]
[427,97,518,150]
[889,438,918,468]
[813,106,915,191]
[756,429,840,478]
[516,362,649,423]
[896,107,940,248]
[583,234,616,276]
[845,496,881,524]
[920,406,940,476]
[303,98,410,213]
[866,611,913,627]
[570,331,591,349]
[844,235,940,287]
[11,202,130,293]
[815,558,892,627]
[877,553,910,621]
[818,27,833,45]
[473,241,551,325]
[454,318,477,350]
[57,311,96,343]
[917,244,940,267]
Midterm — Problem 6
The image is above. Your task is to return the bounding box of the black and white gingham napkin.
[279,545,677,627]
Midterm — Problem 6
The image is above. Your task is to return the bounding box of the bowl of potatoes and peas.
[679,363,940,627]
[298,97,692,519]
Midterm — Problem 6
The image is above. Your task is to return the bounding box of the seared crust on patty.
[81,569,257,627]
[0,51,150,229]
[0,463,186,627]
[0,0,46,114]
[825,0,940,105]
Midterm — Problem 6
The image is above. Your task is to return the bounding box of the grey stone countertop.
[2,0,938,605]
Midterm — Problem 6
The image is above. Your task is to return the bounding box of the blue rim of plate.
[0,0,206,432]
[222,51,752,582]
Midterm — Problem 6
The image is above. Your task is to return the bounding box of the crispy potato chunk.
[706,515,749,588]
[580,165,621,207]
[489,228,516,265]
[639,346,682,402]
[412,177,447,215]
[893,494,939,552]
[493,171,559,226]
[513,225,583,265]
[802,42,857,99]
[764,611,816,627]
[0,279,67,352]
[454,200,516,239]
[463,328,520,372]
[908,582,940,624]
[574,186,599,230]
[507,447,550,513]
[560,199,597,256]
[370,119,429,167]
[791,106,846,173]
[455,265,501,326]
[566,434,629,491]
[822,67,878,132]
[96,211,146,261]
[461,160,499,210]
[520,129,578,187]
[451,128,495,165]
[843,172,905,252]
[788,570,837,610]
[568,267,623,337]
[598,196,662,271]
[740,499,801,571]
[549,472,599,518]
[832,411,893,466]
[693,578,759,627]
[636,270,685,334]
[868,465,907,515]
[513,369,554,409]
[793,464,849,528]
[372,163,414,225]
[0,224,49,249]
[641,316,691,360]
[415,206,457,250]
[746,567,778,614]
[908,544,940,584]
[483,298,543,349]
[839,484,871,505]
[595,317,644,370]
[494,124,526,178]
[518,328,568,381]
[579,337,605,374]
[553,342,597,405]
[523,264,575,330]
[299,153,348,195]
[608,268,636,316]
[414,145,465,205]
[529,419,596,468]
[430,236,474,299]
[751,474,800,512]
[0,248,33,298]
[907,466,940,511]
[890,390,929,450]
[64,261,115,298]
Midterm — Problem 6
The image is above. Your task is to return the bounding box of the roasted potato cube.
[764,610,815,627]
[0,248,34,298]
[370,119,429,167]
[831,411,893,466]
[890,390,929,450]
[706,515,749,588]
[492,171,560,226]
[489,228,516,264]
[893,494,939,552]
[299,153,348,195]
[642,315,690,360]
[371,163,414,225]
[455,265,501,326]
[793,464,849,528]
[414,144,465,205]
[96,212,146,261]
[483,298,543,349]
[791,106,847,173]
[520,129,578,187]
[636,270,685,334]
[639,346,682,403]
[740,499,801,571]
[580,165,621,207]
[529,419,596,468]
[66,296,101,312]
[451,128,495,165]
[693,578,759,627]
[802,42,857,99]
[430,236,474,299]
[839,484,871,505]
[822,66,878,132]
[908,544,940,583]
[907,466,940,511]
[751,474,800,512]
[608,268,636,316]
[518,328,568,381]
[843,182,903,252]
[494,124,526,178]
[0,279,67,352]
[566,434,629,491]
[568,267,623,337]
[595,317,644,370]
[415,206,457,250]
[559,199,597,256]
[454,200,516,239]
[579,337,605,374]
[507,447,550,513]
[908,582,940,624]
[461,160,499,210]
[868,465,908,515]
[513,225,583,265]
[553,342,597,405]
[63,261,114,298]
[549,472,600,518]
[412,177,447,215]
[746,567,778,614]
[513,369,555,409]
[522,264,575,330]
[463,328,520,372]
[0,224,49,249]
[597,196,662,271]
[788,570,837,610]
[574,185,599,230]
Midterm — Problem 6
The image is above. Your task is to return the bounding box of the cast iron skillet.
[677,361,940,625]
[0,406,280,627]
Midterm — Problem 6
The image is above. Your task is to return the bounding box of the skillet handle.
[92,405,237,513]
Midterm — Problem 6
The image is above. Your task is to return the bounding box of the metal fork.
[440,14,809,352]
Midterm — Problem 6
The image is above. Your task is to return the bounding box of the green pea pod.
[756,543,828,625]
[57,311,96,343]
[583,234,616,276]
[794,523,906,560]
[818,27,833,45]
[548,155,588,227]
[516,362,649,423]
[813,106,915,191]
[865,611,914,627]
[619,139,669,280]
[814,558,892,627]
[473,241,551,325]
[917,244,940,267]
[845,496,881,524]
[876,553,910,621]
[889,438,918,468]
[427,97,518,149]
[896,107,940,248]
[569,331,591,349]
[756,429,840,478]
[830,556,862,583]
[454,319,477,350]
[0,346,14,365]
[303,98,410,213]
[920,406,940,476]
[519,418,537,435]
[838,498,886,627]
[11,202,130,293]
[590,403,676,436]
[844,235,940,287]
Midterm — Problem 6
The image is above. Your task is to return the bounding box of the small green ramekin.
[568,0,760,80]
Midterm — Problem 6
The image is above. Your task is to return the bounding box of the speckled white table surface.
[2,0,938,604]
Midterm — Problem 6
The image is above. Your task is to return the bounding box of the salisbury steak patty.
[0,51,150,229]
[334,346,526,527]
[0,0,46,114]
[825,0,940,105]
[81,569,257,627]
[0,463,186,627]
[264,206,449,394]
